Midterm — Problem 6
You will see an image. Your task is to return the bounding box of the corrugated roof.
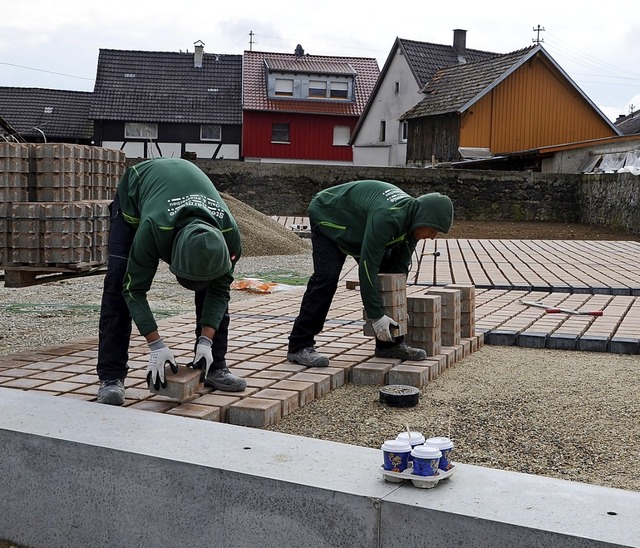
[400,47,536,119]
[90,49,242,124]
[242,50,379,116]
[0,87,93,140]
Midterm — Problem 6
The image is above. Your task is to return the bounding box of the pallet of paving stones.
[1,261,107,288]
[379,463,457,489]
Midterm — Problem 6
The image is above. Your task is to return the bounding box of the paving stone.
[253,388,299,416]
[608,337,640,354]
[227,397,282,428]
[517,332,549,348]
[486,329,519,346]
[149,367,201,401]
[351,362,393,385]
[166,403,220,421]
[289,372,331,398]
[388,365,429,388]
[270,380,316,406]
[547,333,578,350]
[576,335,610,353]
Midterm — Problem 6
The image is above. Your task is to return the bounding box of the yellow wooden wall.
[459,53,616,154]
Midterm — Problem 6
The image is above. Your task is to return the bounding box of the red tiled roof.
[242,50,379,116]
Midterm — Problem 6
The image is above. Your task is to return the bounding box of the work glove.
[372,315,399,342]
[192,335,214,381]
[146,338,178,390]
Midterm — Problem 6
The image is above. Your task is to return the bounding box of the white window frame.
[274,78,294,97]
[309,80,327,98]
[329,81,349,99]
[124,122,158,140]
[201,124,222,141]
[399,121,408,143]
[333,125,350,146]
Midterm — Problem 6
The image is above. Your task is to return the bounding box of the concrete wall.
[2,388,639,548]
[124,159,640,235]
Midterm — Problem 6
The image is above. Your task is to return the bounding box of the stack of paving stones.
[351,276,483,391]
[0,142,124,286]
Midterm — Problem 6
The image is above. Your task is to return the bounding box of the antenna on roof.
[532,25,545,45]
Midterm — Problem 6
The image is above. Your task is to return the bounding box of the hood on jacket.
[169,220,231,282]
[411,193,454,234]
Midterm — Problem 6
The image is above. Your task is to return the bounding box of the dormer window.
[274,78,294,97]
[329,81,348,99]
[309,80,327,98]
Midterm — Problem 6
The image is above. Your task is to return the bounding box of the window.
[201,125,222,141]
[329,81,349,99]
[379,121,386,142]
[333,126,350,146]
[272,123,290,143]
[394,82,400,94]
[124,122,158,139]
[399,121,408,143]
[274,79,294,97]
[309,80,327,98]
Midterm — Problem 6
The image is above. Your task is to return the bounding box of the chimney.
[194,40,205,68]
[453,29,467,64]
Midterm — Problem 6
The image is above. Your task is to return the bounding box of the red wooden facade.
[242,111,356,162]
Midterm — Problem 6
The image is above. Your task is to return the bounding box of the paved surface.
[2,229,640,425]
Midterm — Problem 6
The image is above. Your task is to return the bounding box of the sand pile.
[221,193,309,257]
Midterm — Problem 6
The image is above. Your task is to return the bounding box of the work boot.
[97,379,125,406]
[205,367,247,392]
[287,347,329,368]
[375,343,427,361]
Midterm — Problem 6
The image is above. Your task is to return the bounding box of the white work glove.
[372,315,399,342]
[146,338,178,390]
[192,335,213,381]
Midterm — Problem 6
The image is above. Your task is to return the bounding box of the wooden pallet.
[1,262,107,288]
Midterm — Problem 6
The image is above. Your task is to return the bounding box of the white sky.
[1,0,639,122]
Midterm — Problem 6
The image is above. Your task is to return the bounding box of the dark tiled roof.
[242,50,379,116]
[90,49,242,124]
[401,47,536,119]
[0,87,93,140]
[615,111,640,135]
[398,38,499,88]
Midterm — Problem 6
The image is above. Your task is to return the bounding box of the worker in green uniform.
[96,158,246,405]
[287,180,454,367]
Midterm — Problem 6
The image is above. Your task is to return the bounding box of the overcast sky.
[2,0,639,122]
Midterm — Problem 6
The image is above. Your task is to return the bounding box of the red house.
[242,46,379,164]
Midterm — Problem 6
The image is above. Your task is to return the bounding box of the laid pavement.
[2,228,640,427]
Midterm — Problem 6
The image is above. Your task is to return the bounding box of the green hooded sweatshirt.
[309,180,453,319]
[118,158,241,336]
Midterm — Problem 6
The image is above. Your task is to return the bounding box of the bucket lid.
[425,436,454,450]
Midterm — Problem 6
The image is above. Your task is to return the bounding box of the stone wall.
[125,159,640,234]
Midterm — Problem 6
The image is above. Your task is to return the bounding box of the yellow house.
[400,45,620,166]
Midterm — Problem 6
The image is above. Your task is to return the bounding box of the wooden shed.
[400,45,620,165]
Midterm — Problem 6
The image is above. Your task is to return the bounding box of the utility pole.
[532,25,545,45]
[249,30,254,51]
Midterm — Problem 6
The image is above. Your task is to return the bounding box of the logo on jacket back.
[383,189,410,203]
[166,195,225,219]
